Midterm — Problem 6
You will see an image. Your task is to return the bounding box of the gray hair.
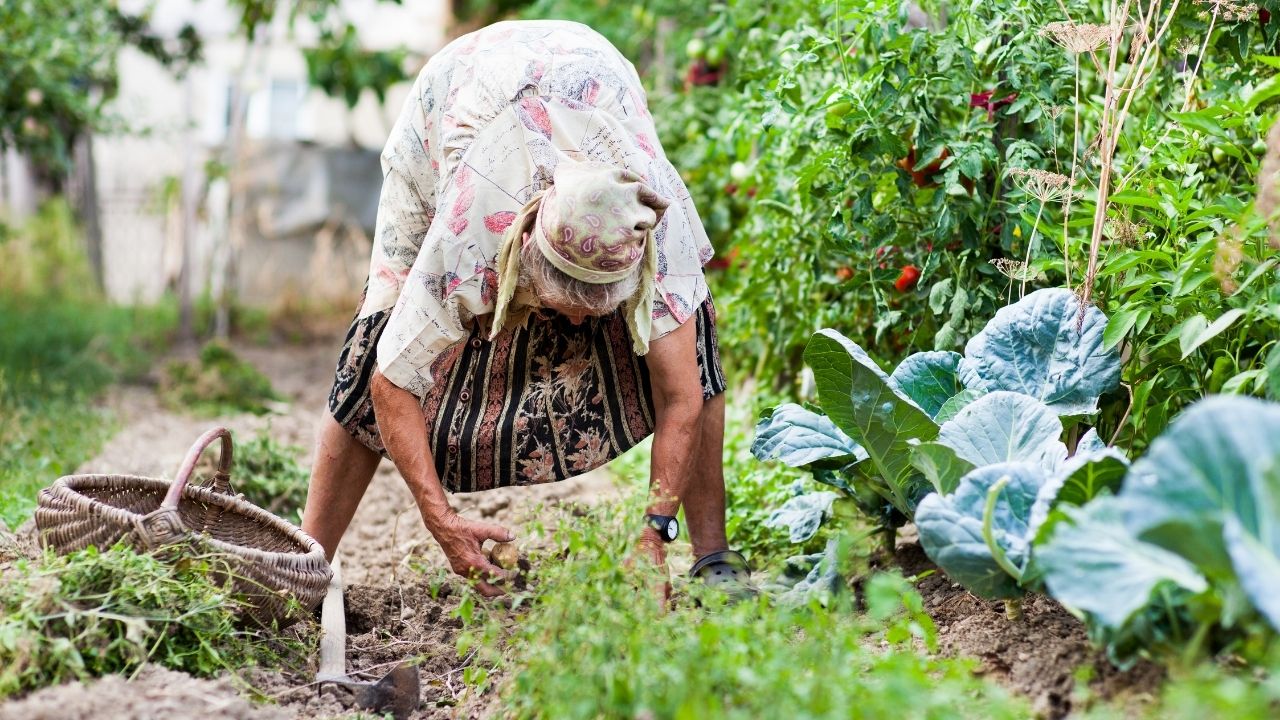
[512,193,641,315]
[518,240,641,314]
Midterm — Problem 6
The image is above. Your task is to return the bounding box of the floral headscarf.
[492,160,671,354]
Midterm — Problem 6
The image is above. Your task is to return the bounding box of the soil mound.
[895,541,1164,718]
[0,665,288,720]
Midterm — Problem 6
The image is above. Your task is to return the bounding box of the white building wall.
[95,0,449,303]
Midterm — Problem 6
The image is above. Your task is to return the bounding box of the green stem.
[832,0,853,88]
[881,525,896,556]
[1021,201,1048,297]
[982,476,1022,583]
[1003,597,1024,622]
[1180,618,1214,670]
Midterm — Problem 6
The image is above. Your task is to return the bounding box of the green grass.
[0,544,316,698]
[230,432,310,522]
[455,502,1030,720]
[0,293,174,529]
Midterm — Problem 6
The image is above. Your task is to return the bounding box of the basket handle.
[132,428,234,549]
[163,427,234,510]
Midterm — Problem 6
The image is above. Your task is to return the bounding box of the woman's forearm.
[370,370,453,528]
[648,392,703,517]
[643,319,705,519]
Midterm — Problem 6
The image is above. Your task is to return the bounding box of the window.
[268,79,305,140]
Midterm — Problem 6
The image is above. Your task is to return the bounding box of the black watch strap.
[645,514,679,543]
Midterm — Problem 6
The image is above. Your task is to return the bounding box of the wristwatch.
[645,513,680,543]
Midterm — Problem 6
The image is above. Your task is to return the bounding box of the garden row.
[755,287,1277,671]
[529,0,1280,693]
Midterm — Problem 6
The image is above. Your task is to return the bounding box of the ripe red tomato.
[896,146,949,188]
[894,265,921,292]
[835,266,854,282]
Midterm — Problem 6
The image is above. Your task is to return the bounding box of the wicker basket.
[35,427,332,628]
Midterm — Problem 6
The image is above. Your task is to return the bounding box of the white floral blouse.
[364,19,713,398]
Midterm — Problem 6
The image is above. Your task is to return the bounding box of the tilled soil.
[6,340,619,720]
[0,665,289,720]
[894,540,1165,718]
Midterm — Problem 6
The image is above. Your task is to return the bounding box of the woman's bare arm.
[642,319,705,553]
[370,370,512,595]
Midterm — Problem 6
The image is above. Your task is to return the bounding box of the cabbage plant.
[1035,396,1280,667]
[752,288,1122,558]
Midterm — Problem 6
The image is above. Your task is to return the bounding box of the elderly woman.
[301,19,748,596]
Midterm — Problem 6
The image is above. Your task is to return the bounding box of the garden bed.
[0,341,1263,719]
[894,541,1165,718]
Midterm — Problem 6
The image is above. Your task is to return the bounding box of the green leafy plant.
[230,433,310,521]
[753,288,1121,549]
[1036,395,1280,668]
[460,502,1029,720]
[161,342,279,416]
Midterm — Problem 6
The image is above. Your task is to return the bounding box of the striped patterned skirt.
[327,296,726,493]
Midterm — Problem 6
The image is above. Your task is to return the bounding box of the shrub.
[161,342,279,416]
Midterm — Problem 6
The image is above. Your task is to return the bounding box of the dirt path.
[43,340,622,719]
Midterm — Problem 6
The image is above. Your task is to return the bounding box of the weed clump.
[459,504,1028,719]
[161,342,279,416]
[232,433,310,520]
[0,544,254,697]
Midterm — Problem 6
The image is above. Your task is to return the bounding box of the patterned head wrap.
[493,160,671,355]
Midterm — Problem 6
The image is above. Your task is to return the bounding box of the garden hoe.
[317,554,420,719]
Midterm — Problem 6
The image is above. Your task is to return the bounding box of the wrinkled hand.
[428,512,514,597]
[634,527,672,605]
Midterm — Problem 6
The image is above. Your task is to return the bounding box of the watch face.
[664,518,678,541]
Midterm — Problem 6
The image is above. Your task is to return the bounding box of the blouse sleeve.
[375,272,486,398]
[361,70,440,319]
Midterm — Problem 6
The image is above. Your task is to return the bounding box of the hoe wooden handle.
[318,554,347,681]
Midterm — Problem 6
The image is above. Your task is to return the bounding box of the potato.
[487,541,520,571]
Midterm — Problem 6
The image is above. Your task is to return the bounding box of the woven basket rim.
[47,473,324,561]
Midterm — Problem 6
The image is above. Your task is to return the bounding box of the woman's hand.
[427,511,515,597]
[370,370,514,597]
[634,526,672,604]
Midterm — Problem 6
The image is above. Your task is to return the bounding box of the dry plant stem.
[1109,0,1181,152]
[1062,57,1082,289]
[1080,0,1129,312]
[1186,6,1218,109]
[1114,0,1203,194]
[1084,0,1181,306]
[1109,382,1134,446]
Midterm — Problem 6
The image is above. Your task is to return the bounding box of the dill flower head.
[1008,168,1079,204]
[1195,0,1260,22]
[990,258,1038,282]
[1039,21,1114,53]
